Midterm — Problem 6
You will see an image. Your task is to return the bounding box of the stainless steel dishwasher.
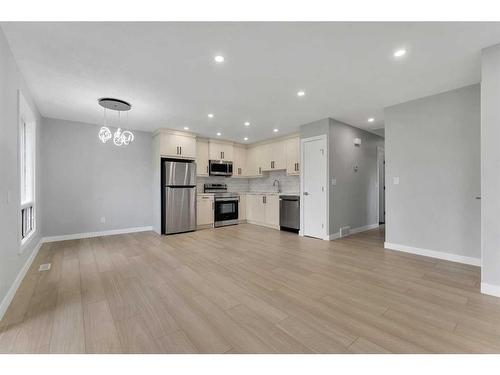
[279,195,300,233]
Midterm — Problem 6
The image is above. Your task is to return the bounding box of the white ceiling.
[2,22,500,143]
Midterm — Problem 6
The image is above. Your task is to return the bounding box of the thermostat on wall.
[354,138,362,146]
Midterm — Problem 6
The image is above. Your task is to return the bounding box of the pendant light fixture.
[98,98,134,146]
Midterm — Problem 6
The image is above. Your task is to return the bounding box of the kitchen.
[156,129,301,235]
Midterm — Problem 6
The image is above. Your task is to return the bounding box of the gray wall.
[41,117,153,237]
[300,117,382,237]
[0,28,42,315]
[384,84,481,260]
[329,119,383,235]
[481,44,500,290]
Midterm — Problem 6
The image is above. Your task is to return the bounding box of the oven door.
[214,198,239,227]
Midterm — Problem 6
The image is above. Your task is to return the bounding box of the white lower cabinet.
[238,194,246,221]
[264,195,280,227]
[197,195,214,228]
[245,193,279,228]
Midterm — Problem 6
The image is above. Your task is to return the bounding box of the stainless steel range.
[204,183,239,227]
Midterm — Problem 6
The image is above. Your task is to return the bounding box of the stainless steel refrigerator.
[162,160,196,234]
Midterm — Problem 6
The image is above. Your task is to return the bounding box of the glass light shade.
[121,130,134,145]
[113,128,124,146]
[98,126,112,143]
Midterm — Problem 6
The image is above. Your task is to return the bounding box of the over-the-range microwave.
[209,160,233,176]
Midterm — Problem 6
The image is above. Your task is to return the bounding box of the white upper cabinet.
[155,129,299,178]
[232,144,247,177]
[196,139,209,176]
[157,130,197,159]
[209,140,233,161]
[262,140,285,171]
[246,145,264,177]
[285,136,300,175]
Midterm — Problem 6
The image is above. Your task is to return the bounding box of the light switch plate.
[393,177,400,185]
[100,216,106,223]
[331,178,337,186]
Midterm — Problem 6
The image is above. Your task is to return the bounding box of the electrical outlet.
[39,263,51,272]
[100,216,106,223]
[331,178,337,186]
[393,177,400,185]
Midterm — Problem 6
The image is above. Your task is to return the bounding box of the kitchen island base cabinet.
[245,194,279,229]
[197,195,214,229]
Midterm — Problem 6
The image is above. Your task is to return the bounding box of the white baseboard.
[328,223,379,240]
[0,238,43,321]
[481,283,500,298]
[42,226,153,243]
[246,220,279,230]
[384,242,481,266]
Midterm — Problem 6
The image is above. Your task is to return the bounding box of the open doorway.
[377,146,385,225]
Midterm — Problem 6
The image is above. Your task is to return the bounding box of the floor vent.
[340,226,351,237]
[39,263,51,272]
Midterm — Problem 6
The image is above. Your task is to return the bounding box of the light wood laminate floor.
[1,224,500,353]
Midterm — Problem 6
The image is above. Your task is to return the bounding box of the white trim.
[384,242,481,266]
[0,238,43,321]
[328,223,379,240]
[376,146,385,225]
[481,283,500,298]
[42,226,153,243]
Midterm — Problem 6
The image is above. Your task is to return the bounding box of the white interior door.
[302,136,327,239]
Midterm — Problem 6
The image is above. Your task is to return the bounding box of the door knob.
[303,192,309,196]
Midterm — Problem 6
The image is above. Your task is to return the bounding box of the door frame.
[376,146,385,225]
[300,134,329,240]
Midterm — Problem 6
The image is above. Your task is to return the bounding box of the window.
[19,92,36,243]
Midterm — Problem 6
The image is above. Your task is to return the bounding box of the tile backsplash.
[197,170,299,194]
[196,176,249,192]
[248,170,299,193]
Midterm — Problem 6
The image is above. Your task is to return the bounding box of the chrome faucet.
[273,179,281,193]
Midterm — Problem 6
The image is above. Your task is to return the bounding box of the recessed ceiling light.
[273,129,279,133]
[244,122,250,126]
[183,126,189,130]
[368,118,375,123]
[393,49,407,57]
[208,113,214,118]
[216,132,221,136]
[214,55,225,63]
[297,91,306,97]
[244,137,248,141]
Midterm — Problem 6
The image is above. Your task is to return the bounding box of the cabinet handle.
[258,167,261,174]
[206,166,209,173]
[180,146,182,155]
[176,146,179,155]
[212,202,214,210]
